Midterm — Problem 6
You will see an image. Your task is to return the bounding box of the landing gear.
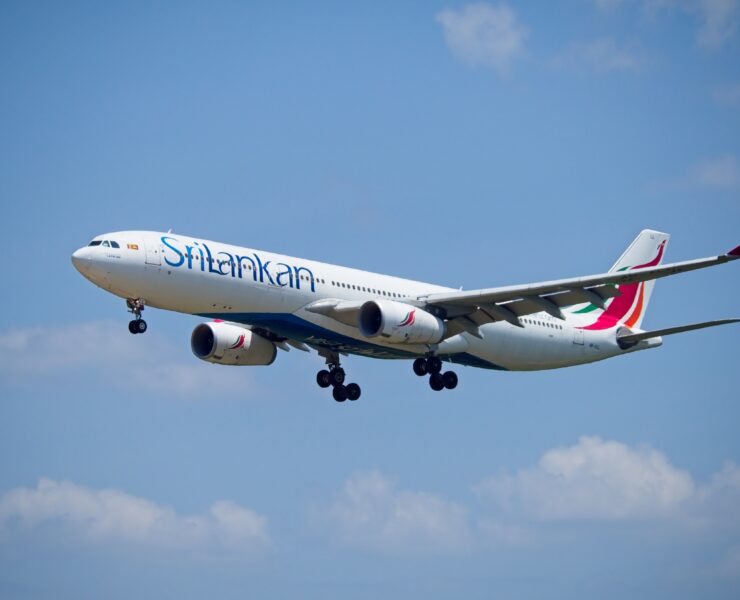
[346,383,361,401]
[316,352,361,402]
[126,299,147,334]
[329,367,346,387]
[413,356,459,392]
[128,319,147,334]
[413,358,428,376]
[332,384,348,402]
[442,371,458,390]
[426,356,442,375]
[317,370,332,388]
[429,372,445,391]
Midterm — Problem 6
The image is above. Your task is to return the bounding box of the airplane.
[71,229,739,402]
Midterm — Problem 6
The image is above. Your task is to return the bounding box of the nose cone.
[71,247,92,274]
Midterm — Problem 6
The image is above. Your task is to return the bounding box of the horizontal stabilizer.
[617,318,739,347]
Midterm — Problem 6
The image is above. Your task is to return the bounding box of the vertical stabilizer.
[572,229,670,330]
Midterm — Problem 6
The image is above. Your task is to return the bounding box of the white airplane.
[71,229,739,401]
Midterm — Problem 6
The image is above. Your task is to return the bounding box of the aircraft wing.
[300,245,738,340]
[420,246,740,331]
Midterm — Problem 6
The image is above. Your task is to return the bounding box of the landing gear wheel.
[317,370,332,388]
[429,373,445,391]
[329,367,346,386]
[442,371,458,390]
[413,358,428,376]
[126,299,147,334]
[333,385,348,402]
[346,383,361,401]
[426,356,442,375]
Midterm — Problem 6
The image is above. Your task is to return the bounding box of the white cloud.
[0,478,271,553]
[692,155,740,189]
[475,436,695,520]
[474,436,740,533]
[696,0,739,49]
[324,470,471,554]
[551,37,647,73]
[0,321,253,397]
[317,439,740,557]
[436,3,528,75]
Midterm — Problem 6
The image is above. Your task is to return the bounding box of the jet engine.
[191,322,277,366]
[358,300,445,344]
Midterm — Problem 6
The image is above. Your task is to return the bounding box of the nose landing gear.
[126,299,147,334]
[316,352,362,402]
[413,356,458,392]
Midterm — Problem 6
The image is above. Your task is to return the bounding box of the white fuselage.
[71,231,657,371]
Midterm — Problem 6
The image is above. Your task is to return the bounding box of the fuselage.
[71,231,657,372]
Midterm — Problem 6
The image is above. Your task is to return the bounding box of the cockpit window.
[110,241,120,248]
[88,240,102,246]
[102,241,110,247]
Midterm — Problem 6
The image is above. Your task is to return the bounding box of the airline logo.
[399,310,416,327]
[578,240,666,331]
[127,244,139,250]
[228,334,245,350]
[161,236,316,292]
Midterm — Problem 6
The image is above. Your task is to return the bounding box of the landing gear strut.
[126,299,147,334]
[316,351,361,402]
[413,356,458,391]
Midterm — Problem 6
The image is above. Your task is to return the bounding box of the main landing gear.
[126,298,147,334]
[316,353,361,402]
[413,356,458,392]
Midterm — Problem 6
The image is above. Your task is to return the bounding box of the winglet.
[727,245,740,258]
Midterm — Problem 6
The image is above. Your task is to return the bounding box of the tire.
[128,320,138,334]
[333,385,348,402]
[329,368,346,386]
[426,356,442,375]
[442,371,458,390]
[136,320,148,334]
[429,373,445,391]
[346,383,361,401]
[316,370,332,388]
[413,358,428,376]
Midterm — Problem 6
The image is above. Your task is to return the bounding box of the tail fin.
[573,229,670,329]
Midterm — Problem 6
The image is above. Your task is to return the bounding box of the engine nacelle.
[191,322,277,366]
[358,300,445,344]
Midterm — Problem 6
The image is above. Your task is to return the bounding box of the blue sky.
[1,1,739,598]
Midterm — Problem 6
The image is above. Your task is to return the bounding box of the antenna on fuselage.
[167,228,172,233]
